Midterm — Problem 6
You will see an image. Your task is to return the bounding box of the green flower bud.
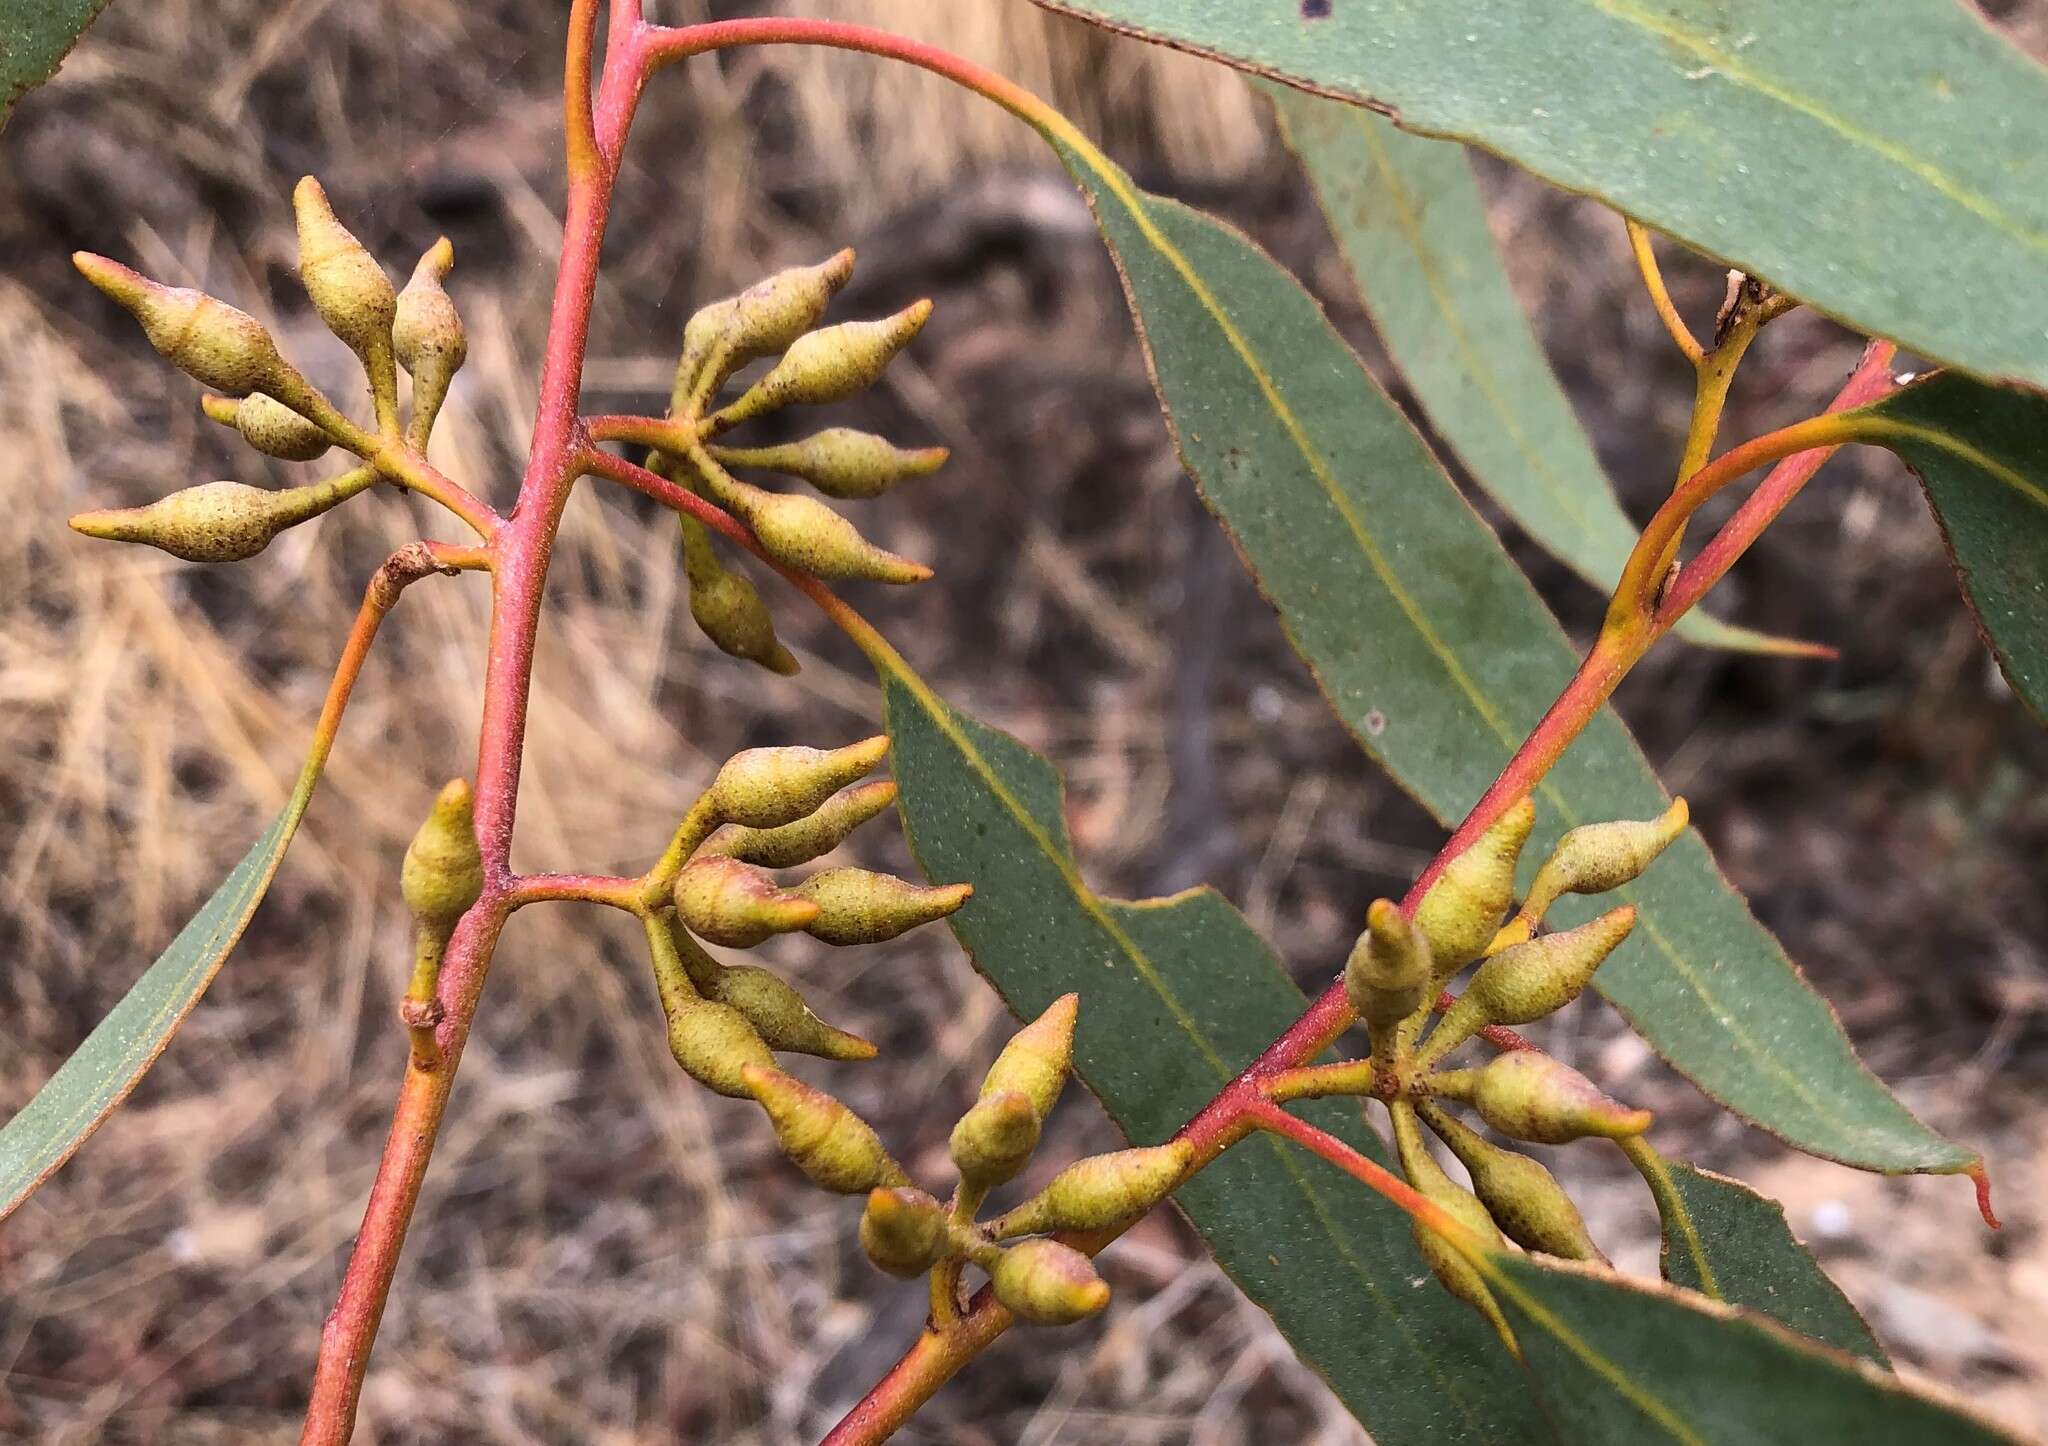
[293,176,397,367]
[68,473,371,563]
[1390,1105,1510,1339]
[859,1186,949,1278]
[978,994,1077,1120]
[949,1089,1041,1191]
[1415,798,1536,980]
[666,998,775,1098]
[1344,898,1431,1045]
[989,1238,1111,1326]
[673,250,857,408]
[1419,1102,1604,1262]
[75,252,285,396]
[672,855,820,947]
[401,779,484,933]
[709,736,890,828]
[715,300,933,429]
[794,867,972,946]
[1469,1050,1652,1145]
[729,481,932,586]
[1419,906,1637,1066]
[742,1064,897,1193]
[994,1142,1192,1237]
[205,392,331,462]
[393,237,467,443]
[707,964,876,1061]
[679,515,798,675]
[1516,799,1689,931]
[700,779,898,869]
[710,429,949,501]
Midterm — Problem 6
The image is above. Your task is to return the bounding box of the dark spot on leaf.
[1302,0,1332,15]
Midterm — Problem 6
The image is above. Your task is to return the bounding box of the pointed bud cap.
[709,736,889,828]
[1344,898,1432,1038]
[978,994,1077,1119]
[673,855,820,948]
[716,300,932,427]
[393,238,466,378]
[1467,906,1636,1026]
[1471,1050,1653,1145]
[742,1064,896,1193]
[666,998,776,1098]
[674,250,856,407]
[711,428,949,501]
[69,477,357,563]
[401,779,484,932]
[990,1238,1110,1326]
[741,487,932,585]
[858,1186,948,1278]
[701,780,898,870]
[75,253,284,395]
[293,177,397,363]
[1423,1104,1603,1262]
[1416,798,1536,978]
[709,964,876,1061]
[997,1142,1193,1236]
[1520,799,1689,925]
[949,1089,1041,1191]
[795,867,972,946]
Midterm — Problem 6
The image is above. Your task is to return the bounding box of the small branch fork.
[289,7,1930,1442]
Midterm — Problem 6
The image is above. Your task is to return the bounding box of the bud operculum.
[75,252,286,396]
[989,1237,1111,1326]
[1515,799,1689,933]
[393,237,467,446]
[859,1186,948,1278]
[978,994,1077,1121]
[1417,906,1637,1067]
[709,736,890,828]
[1344,898,1431,1057]
[699,779,898,869]
[743,1065,900,1193]
[673,855,820,947]
[949,1089,1041,1191]
[69,472,373,563]
[794,867,972,945]
[707,963,876,1062]
[993,1141,1193,1237]
[710,428,949,501]
[713,300,932,431]
[1470,1050,1652,1145]
[293,177,398,400]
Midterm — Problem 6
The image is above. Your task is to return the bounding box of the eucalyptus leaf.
[1,0,114,129]
[1033,0,2048,391]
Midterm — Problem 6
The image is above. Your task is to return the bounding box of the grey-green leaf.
[1,0,114,130]
[0,799,304,1219]
[1652,1161,1885,1364]
[1484,1253,2017,1444]
[1033,131,1972,1176]
[1856,372,2048,722]
[881,672,1539,1443]
[1033,0,2048,391]
[1267,86,1791,656]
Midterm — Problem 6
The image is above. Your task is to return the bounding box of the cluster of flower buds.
[648,253,950,674]
[742,993,1189,1328]
[646,736,970,1101]
[68,176,468,563]
[1327,798,1690,1329]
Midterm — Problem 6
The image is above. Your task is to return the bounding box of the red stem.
[299,2,649,1438]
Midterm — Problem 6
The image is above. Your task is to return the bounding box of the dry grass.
[1,1,2045,1441]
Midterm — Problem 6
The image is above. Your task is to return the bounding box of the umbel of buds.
[655,251,950,672]
[1304,798,1689,1335]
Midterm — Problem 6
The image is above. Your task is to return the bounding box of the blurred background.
[2,2,2046,1441]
